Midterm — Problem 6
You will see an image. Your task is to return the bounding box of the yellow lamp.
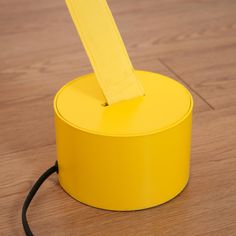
[54,0,193,211]
[54,70,193,210]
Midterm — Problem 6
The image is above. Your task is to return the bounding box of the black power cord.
[22,162,58,236]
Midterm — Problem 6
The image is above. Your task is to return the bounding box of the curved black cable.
[22,162,58,236]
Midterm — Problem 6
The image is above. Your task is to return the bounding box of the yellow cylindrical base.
[54,70,193,211]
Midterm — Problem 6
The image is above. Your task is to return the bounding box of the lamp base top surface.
[54,70,193,136]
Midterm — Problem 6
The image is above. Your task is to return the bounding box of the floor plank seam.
[158,58,215,111]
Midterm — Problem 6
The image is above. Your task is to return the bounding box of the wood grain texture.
[0,0,236,235]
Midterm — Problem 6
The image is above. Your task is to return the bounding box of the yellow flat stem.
[65,0,144,105]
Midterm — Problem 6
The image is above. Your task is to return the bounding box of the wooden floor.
[1,0,236,235]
